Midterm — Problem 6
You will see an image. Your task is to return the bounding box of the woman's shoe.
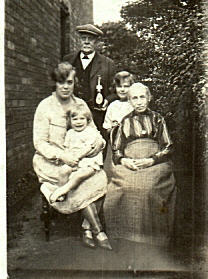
[95,232,112,250]
[82,230,96,249]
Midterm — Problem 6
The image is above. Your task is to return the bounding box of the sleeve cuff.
[151,154,158,164]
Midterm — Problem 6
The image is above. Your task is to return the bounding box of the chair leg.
[40,194,51,241]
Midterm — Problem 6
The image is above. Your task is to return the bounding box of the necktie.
[82,55,89,59]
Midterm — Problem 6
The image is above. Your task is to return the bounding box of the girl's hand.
[121,158,138,171]
[133,158,154,169]
[112,120,119,128]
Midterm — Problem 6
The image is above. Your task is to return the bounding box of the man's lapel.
[90,52,102,79]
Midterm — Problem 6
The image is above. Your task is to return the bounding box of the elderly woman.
[33,62,112,250]
[104,83,176,247]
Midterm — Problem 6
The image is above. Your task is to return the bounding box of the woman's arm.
[33,103,65,160]
[33,102,79,166]
[150,117,173,164]
[112,124,125,165]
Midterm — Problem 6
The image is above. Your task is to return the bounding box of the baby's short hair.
[68,103,92,123]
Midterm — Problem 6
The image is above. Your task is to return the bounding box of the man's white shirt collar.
[80,52,95,70]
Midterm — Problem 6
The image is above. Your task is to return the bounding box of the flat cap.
[76,24,103,37]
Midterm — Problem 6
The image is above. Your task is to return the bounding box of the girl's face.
[70,113,88,132]
[116,79,131,101]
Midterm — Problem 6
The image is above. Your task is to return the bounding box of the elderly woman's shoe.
[95,232,112,250]
[82,230,96,249]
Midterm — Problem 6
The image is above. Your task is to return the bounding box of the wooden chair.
[40,193,51,241]
[40,192,82,241]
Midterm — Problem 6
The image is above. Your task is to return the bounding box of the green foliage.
[98,0,206,165]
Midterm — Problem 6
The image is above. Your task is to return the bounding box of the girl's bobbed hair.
[110,71,135,93]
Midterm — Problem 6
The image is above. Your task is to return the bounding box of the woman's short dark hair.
[111,71,135,93]
[51,62,78,84]
[51,62,79,93]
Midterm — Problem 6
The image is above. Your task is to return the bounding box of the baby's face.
[116,79,131,101]
[70,113,88,132]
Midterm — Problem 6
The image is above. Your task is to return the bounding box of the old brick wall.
[69,0,94,51]
[5,0,93,206]
[202,0,208,246]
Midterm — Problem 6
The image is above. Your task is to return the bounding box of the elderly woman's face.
[56,71,75,100]
[128,87,150,113]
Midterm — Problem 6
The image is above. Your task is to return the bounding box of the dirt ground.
[6,148,208,279]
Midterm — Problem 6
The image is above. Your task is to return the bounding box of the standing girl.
[103,71,134,134]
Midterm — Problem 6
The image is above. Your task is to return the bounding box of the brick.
[5,0,93,204]
[7,40,15,50]
[21,78,32,85]
[5,22,15,32]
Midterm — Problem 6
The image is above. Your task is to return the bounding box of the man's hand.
[100,99,108,111]
[112,120,119,127]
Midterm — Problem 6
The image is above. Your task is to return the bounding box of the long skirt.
[33,153,108,214]
[103,139,176,246]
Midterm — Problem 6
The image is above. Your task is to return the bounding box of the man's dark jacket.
[63,51,116,106]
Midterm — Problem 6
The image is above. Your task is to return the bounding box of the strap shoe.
[95,232,112,250]
[82,230,96,249]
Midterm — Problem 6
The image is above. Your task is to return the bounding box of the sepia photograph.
[2,0,208,278]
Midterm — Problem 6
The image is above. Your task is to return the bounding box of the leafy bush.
[98,0,206,167]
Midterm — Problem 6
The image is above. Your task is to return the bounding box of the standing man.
[63,24,116,159]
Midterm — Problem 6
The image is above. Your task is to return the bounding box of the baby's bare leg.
[50,167,95,203]
[58,164,73,186]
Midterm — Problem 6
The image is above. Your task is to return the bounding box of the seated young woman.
[33,62,112,250]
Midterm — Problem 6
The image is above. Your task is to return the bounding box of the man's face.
[128,87,150,113]
[80,33,97,55]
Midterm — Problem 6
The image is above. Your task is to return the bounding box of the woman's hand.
[121,158,138,171]
[60,152,79,167]
[87,136,105,158]
[133,158,154,169]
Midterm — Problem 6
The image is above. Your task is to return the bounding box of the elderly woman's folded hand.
[133,158,154,169]
[120,158,138,171]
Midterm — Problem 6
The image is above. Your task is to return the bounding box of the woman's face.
[116,79,131,101]
[128,87,150,113]
[70,113,88,132]
[56,71,75,101]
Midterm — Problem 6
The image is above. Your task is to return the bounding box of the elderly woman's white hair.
[128,82,152,100]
